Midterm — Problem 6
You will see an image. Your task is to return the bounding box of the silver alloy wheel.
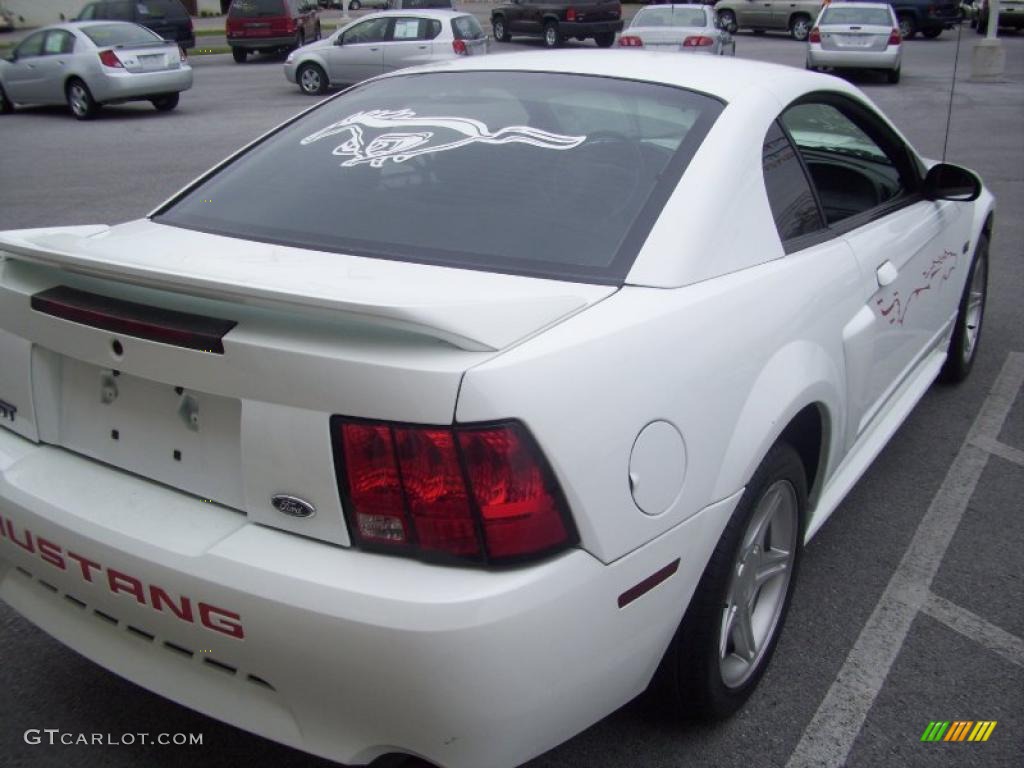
[962,252,987,363]
[545,24,558,47]
[69,83,89,118]
[719,479,798,689]
[494,19,505,40]
[791,16,811,41]
[300,65,322,94]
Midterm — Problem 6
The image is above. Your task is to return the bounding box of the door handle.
[417,45,427,49]
[876,261,899,287]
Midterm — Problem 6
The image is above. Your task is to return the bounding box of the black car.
[76,0,196,49]
[491,0,623,48]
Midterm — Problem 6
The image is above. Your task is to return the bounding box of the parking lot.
[1,17,1022,768]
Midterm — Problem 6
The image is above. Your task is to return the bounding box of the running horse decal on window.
[300,109,587,168]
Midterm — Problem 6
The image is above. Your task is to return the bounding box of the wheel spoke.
[753,547,790,589]
[733,604,757,661]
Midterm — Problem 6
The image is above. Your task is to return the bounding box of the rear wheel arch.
[778,403,828,507]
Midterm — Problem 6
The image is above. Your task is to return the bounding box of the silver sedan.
[806,3,902,83]
[0,21,192,120]
[284,10,488,95]
[619,5,735,55]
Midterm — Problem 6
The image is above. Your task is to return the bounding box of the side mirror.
[922,163,981,202]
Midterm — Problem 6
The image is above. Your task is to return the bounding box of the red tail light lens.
[887,27,901,45]
[452,38,468,55]
[618,35,643,47]
[334,418,576,565]
[808,27,821,43]
[682,35,714,47]
[98,49,123,68]
[566,7,577,21]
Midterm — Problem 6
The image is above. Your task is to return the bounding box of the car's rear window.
[228,0,286,17]
[155,72,722,284]
[821,7,893,25]
[137,0,189,19]
[452,14,485,39]
[632,7,707,27]
[82,22,164,46]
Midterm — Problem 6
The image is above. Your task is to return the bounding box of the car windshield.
[820,7,892,25]
[136,0,188,19]
[632,7,708,27]
[81,23,164,45]
[228,0,286,17]
[155,71,722,284]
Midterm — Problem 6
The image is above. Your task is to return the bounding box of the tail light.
[566,7,577,21]
[618,35,643,47]
[682,35,714,47]
[333,417,576,564]
[808,26,821,43]
[887,27,901,45]
[452,38,467,55]
[98,49,123,68]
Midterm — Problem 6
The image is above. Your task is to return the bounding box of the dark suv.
[226,0,321,63]
[887,0,961,38]
[491,0,623,48]
[76,0,195,49]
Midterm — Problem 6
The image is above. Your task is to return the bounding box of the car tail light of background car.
[332,417,578,565]
[808,26,821,43]
[887,27,901,45]
[618,35,643,47]
[682,35,714,47]
[452,39,468,55]
[566,7,577,21]
[98,49,124,68]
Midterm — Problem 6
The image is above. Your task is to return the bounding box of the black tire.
[349,0,361,9]
[887,65,901,83]
[898,14,917,39]
[922,27,942,39]
[492,16,510,42]
[940,233,988,383]
[297,62,328,95]
[232,47,247,63]
[150,92,179,111]
[649,442,806,719]
[66,78,99,120]
[718,10,737,34]
[789,14,811,41]
[0,83,12,115]
[543,21,561,48]
[594,31,615,48]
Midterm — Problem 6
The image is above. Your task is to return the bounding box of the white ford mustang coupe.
[0,52,992,768]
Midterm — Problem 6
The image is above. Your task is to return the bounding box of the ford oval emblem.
[271,495,316,519]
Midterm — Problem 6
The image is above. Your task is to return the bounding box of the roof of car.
[395,50,862,107]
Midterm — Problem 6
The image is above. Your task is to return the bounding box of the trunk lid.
[111,41,183,72]
[819,23,892,51]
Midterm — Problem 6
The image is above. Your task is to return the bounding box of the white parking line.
[970,434,1024,468]
[921,591,1024,670]
[786,352,1024,768]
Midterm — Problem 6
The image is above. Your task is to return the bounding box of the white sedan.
[0,52,992,768]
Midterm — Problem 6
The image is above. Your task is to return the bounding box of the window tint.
[156,71,722,285]
[43,30,77,54]
[78,4,98,19]
[137,0,189,20]
[342,17,390,43]
[762,121,823,242]
[452,14,484,39]
[782,102,904,225]
[229,0,286,17]
[82,22,163,45]
[14,31,46,58]
[102,1,135,18]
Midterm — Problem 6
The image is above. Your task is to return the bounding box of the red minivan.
[226,0,321,63]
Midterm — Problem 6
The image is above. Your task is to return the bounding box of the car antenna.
[941,16,965,162]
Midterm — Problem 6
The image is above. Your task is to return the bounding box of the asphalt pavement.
[0,26,1022,768]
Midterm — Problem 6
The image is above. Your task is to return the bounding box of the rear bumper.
[0,427,737,768]
[807,46,901,69]
[558,20,624,36]
[89,67,193,102]
[228,35,297,50]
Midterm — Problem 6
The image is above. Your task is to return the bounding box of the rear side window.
[452,14,485,39]
[229,0,286,17]
[156,71,722,284]
[392,17,438,40]
[82,23,163,45]
[137,0,189,20]
[43,30,77,54]
[762,121,823,243]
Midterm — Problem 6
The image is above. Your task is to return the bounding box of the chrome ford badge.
[271,495,316,519]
